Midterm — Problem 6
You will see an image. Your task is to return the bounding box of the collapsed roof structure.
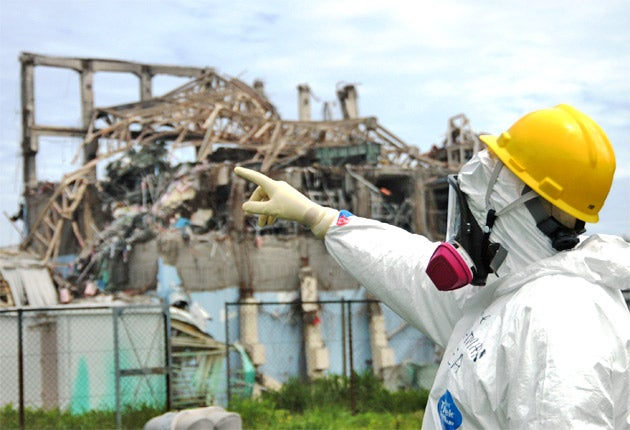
[15,53,480,284]
[7,53,483,401]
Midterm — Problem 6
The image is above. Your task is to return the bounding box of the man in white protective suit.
[234,104,630,429]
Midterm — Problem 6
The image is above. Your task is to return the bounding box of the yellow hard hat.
[479,104,615,223]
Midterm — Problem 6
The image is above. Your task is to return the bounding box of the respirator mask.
[425,164,543,291]
[425,175,505,290]
[524,190,586,251]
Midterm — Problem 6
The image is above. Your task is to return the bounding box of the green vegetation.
[0,373,428,429]
[230,371,428,429]
[0,403,165,429]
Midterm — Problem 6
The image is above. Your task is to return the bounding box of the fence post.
[113,307,122,430]
[341,298,346,379]
[225,302,231,405]
[347,301,356,415]
[162,302,173,411]
[17,308,24,430]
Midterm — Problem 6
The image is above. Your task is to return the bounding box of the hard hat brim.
[479,134,498,148]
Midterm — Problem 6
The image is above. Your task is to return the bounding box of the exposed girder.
[81,72,442,173]
[24,71,448,260]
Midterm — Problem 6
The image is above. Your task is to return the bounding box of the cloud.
[0,0,629,246]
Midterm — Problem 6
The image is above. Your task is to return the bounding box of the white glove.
[234,167,339,239]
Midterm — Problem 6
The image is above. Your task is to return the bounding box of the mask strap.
[484,160,538,216]
[480,160,541,277]
[484,161,503,210]
[480,190,538,276]
[495,190,539,217]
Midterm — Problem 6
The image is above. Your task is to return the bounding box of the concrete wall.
[129,234,360,293]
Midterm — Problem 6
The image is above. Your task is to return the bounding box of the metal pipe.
[347,301,356,415]
[341,298,347,379]
[163,302,173,411]
[225,302,232,405]
[18,308,24,430]
[113,307,122,430]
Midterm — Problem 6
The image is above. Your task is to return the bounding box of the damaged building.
[4,52,483,409]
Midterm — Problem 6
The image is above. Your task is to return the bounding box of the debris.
[7,53,486,400]
[0,250,58,307]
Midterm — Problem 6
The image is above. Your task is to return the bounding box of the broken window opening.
[93,72,144,107]
[370,175,415,232]
[34,66,81,127]
[36,136,84,181]
[302,168,347,209]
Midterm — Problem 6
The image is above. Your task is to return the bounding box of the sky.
[0,0,629,247]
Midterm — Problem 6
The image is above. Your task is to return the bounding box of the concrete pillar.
[20,54,37,190]
[253,80,266,98]
[40,320,59,408]
[297,84,311,121]
[240,296,266,366]
[139,66,153,101]
[337,84,359,119]
[80,61,94,130]
[368,301,395,376]
[300,267,329,379]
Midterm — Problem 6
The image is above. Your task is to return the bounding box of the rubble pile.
[14,67,477,303]
[1,53,486,408]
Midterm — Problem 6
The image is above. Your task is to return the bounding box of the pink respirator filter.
[426,242,474,291]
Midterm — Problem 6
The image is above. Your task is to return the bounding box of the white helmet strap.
[484,160,539,217]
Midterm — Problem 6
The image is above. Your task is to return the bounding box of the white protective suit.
[324,150,630,429]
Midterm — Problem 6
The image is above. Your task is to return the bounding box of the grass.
[0,372,428,429]
[232,399,425,429]
[0,403,165,429]
[230,371,428,429]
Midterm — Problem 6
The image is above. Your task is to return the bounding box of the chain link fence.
[0,304,170,429]
[224,299,438,409]
[2,298,438,428]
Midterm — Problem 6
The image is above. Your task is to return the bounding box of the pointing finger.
[234,167,276,190]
